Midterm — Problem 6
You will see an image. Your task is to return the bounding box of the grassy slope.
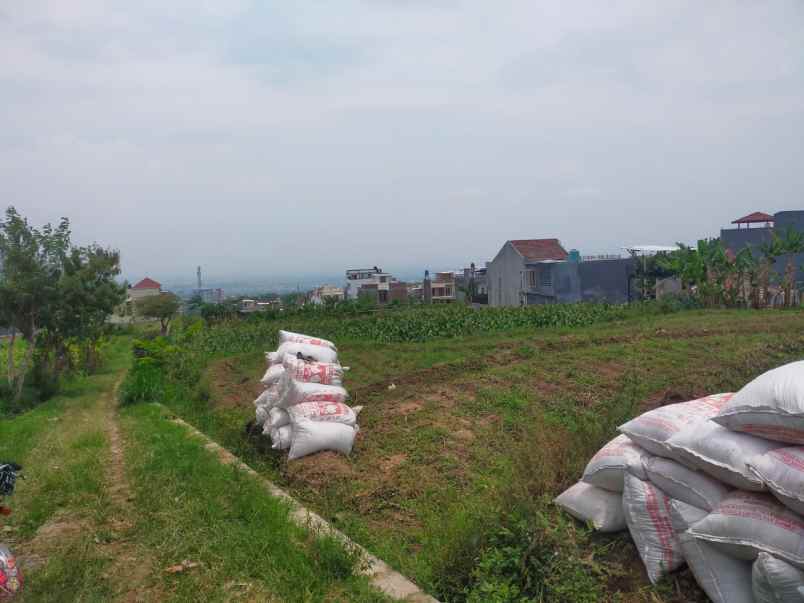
[188,308,804,601]
[0,338,388,602]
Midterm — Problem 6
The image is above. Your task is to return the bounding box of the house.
[128,277,162,302]
[487,239,636,306]
[344,267,393,300]
[487,239,569,306]
[431,272,457,303]
[309,285,345,305]
[455,262,489,304]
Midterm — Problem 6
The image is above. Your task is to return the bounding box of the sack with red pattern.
[582,434,647,492]
[622,474,685,584]
[288,401,357,426]
[618,393,734,458]
[276,379,348,409]
[688,492,804,568]
[282,354,344,386]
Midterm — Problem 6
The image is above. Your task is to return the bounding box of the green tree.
[136,293,181,336]
[55,245,125,372]
[0,207,70,400]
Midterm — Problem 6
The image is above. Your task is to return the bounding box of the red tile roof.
[510,239,568,262]
[732,212,774,224]
[132,277,161,290]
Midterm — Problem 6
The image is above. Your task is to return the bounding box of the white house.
[344,267,392,300]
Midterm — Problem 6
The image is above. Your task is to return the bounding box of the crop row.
[177,302,660,358]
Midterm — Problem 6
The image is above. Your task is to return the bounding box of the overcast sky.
[2,1,803,283]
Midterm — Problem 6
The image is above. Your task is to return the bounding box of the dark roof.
[732,212,774,224]
[510,239,568,262]
[132,277,161,290]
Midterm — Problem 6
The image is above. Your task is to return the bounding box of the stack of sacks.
[555,359,804,602]
[252,330,360,460]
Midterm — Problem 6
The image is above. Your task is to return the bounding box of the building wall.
[524,262,581,304]
[487,242,526,307]
[720,227,773,256]
[129,287,160,302]
[578,258,635,303]
[774,211,804,284]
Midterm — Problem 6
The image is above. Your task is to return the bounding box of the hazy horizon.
[3,2,803,285]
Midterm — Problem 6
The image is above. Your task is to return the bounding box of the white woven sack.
[714,361,804,444]
[267,407,290,430]
[644,457,730,511]
[266,342,338,366]
[618,393,734,458]
[255,405,270,426]
[288,401,356,426]
[287,419,357,460]
[282,354,344,386]
[278,330,337,351]
[582,434,647,492]
[277,380,349,410]
[260,364,285,386]
[554,481,625,532]
[665,419,782,491]
[253,384,280,408]
[622,474,684,584]
[747,446,804,516]
[270,425,293,450]
[752,552,804,603]
[688,492,804,568]
[669,501,755,603]
[668,499,708,534]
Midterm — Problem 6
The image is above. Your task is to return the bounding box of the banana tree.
[775,226,804,307]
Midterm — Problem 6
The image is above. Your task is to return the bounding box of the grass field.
[166,308,804,601]
[0,338,389,602]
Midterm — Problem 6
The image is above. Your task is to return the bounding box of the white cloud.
[2,1,803,282]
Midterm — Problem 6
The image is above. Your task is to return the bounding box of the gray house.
[487,238,635,307]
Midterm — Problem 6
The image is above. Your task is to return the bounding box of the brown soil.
[103,380,162,602]
[208,359,265,409]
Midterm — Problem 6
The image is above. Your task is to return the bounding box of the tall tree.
[46,245,126,373]
[0,207,70,399]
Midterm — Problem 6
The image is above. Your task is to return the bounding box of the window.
[378,291,388,303]
[540,266,552,288]
[445,286,452,296]
[528,271,536,288]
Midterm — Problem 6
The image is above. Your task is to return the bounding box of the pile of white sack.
[555,360,804,603]
[252,330,361,461]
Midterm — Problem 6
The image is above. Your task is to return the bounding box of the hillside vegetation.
[122,303,804,601]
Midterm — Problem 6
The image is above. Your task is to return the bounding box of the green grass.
[120,403,388,602]
[0,335,389,602]
[158,307,804,602]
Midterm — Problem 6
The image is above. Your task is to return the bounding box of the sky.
[2,1,803,285]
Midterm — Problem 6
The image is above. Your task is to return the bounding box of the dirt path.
[100,379,159,602]
[11,371,160,602]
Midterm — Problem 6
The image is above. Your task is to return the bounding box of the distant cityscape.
[125,209,804,312]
